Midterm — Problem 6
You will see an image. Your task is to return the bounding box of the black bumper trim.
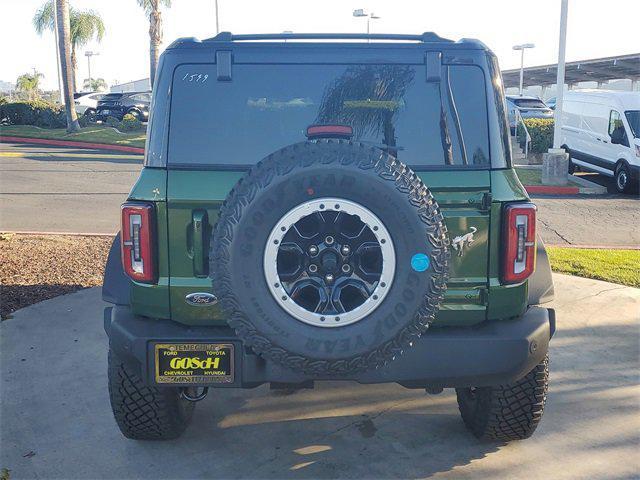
[105,306,554,389]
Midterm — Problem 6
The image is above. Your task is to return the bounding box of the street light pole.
[214,0,219,34]
[519,48,525,93]
[85,51,99,91]
[553,0,569,149]
[353,9,380,43]
[512,43,535,96]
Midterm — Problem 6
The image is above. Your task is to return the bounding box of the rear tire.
[614,162,634,194]
[108,349,195,440]
[456,355,549,441]
[127,109,141,120]
[84,108,96,122]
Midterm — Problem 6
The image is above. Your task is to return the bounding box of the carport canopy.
[501,53,640,88]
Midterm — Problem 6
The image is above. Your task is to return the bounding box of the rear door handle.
[191,210,209,277]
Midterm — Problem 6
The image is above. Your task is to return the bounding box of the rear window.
[512,98,547,109]
[168,63,490,169]
[100,93,123,101]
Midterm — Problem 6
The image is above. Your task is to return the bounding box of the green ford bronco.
[103,32,556,442]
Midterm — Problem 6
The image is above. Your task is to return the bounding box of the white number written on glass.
[181,73,209,83]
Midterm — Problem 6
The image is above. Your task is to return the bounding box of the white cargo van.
[560,90,640,193]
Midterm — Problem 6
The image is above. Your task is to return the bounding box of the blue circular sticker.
[411,253,431,272]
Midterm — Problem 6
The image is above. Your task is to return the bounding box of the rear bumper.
[104,306,555,389]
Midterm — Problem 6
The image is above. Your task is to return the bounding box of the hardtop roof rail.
[203,32,453,43]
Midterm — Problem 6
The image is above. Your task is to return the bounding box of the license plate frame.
[154,343,234,384]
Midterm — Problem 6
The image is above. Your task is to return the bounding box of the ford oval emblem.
[185,292,218,307]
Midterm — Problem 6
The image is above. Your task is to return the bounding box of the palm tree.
[316,65,415,154]
[137,0,171,87]
[83,77,107,91]
[33,0,105,92]
[55,0,80,132]
[15,72,44,101]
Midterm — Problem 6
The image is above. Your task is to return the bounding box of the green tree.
[55,0,80,132]
[33,0,105,92]
[15,72,44,101]
[137,0,171,87]
[83,77,107,91]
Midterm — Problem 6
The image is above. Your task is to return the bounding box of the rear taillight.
[502,203,536,284]
[121,202,156,283]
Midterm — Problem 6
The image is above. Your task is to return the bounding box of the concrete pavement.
[1,273,639,479]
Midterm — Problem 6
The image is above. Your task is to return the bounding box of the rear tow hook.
[179,387,209,402]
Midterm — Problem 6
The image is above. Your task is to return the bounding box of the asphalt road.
[1,273,638,479]
[534,195,640,247]
[1,142,638,246]
[0,142,140,234]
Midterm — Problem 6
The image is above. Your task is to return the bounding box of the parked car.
[560,90,640,193]
[74,92,106,117]
[95,91,151,122]
[103,32,556,442]
[506,95,554,133]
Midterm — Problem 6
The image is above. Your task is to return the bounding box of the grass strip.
[547,247,640,288]
[1,125,146,148]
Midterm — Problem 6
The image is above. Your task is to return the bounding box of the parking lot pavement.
[1,273,638,479]
[0,142,142,233]
[533,195,640,247]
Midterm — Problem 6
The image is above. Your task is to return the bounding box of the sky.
[2,0,639,90]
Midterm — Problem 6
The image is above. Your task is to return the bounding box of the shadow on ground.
[1,275,639,479]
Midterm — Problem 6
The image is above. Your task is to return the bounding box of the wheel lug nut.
[325,274,334,283]
[309,264,318,273]
[341,245,350,255]
[341,264,351,273]
[308,245,318,256]
[325,236,334,245]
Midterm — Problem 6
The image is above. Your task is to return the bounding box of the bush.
[0,100,66,128]
[105,116,120,128]
[118,113,143,132]
[520,118,554,154]
[77,114,95,128]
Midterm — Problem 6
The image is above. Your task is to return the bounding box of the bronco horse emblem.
[451,227,477,257]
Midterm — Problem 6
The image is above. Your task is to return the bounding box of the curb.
[567,175,609,194]
[1,230,115,237]
[546,244,640,250]
[0,136,144,154]
[516,165,608,195]
[525,185,580,194]
[524,182,606,195]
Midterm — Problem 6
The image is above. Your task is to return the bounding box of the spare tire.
[210,140,449,376]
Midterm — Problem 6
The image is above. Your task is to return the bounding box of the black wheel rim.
[264,198,395,327]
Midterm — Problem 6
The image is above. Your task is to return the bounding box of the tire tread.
[456,355,549,441]
[108,349,194,440]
